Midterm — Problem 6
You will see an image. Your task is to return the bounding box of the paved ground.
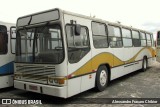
[0,62,160,107]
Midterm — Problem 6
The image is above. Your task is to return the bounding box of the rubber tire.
[95,65,108,92]
[142,57,148,72]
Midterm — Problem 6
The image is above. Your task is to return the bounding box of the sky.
[0,0,160,39]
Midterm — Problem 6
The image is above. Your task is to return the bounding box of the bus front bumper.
[14,80,67,98]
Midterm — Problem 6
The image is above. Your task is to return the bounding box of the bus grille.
[15,64,56,84]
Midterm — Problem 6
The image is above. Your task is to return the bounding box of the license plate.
[29,85,38,91]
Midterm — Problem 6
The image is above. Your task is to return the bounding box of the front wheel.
[95,65,108,91]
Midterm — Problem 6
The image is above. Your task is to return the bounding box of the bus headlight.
[48,77,66,86]
[14,73,22,80]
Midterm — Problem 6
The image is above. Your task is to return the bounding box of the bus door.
[65,18,92,97]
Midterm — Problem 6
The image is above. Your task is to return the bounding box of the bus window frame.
[91,21,109,49]
[121,27,133,48]
[108,24,123,48]
[140,32,147,47]
[65,24,91,64]
[131,30,141,47]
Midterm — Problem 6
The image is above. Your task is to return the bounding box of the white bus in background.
[14,8,156,98]
[0,21,16,88]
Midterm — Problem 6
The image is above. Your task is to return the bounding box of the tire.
[95,65,108,91]
[142,57,148,72]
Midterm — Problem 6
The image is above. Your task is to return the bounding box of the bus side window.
[0,25,8,54]
[140,32,146,47]
[132,30,141,47]
[122,28,132,47]
[108,25,122,48]
[92,22,108,48]
[146,33,151,46]
[66,25,90,63]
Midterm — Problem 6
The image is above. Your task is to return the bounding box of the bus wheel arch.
[95,64,110,91]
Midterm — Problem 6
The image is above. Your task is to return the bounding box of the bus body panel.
[0,22,15,88]
[0,75,13,88]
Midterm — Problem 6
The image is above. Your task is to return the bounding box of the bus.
[0,21,15,88]
[13,8,156,98]
[156,31,160,62]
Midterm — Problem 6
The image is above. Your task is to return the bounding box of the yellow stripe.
[69,47,155,78]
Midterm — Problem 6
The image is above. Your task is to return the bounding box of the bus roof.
[62,9,152,34]
[17,8,152,34]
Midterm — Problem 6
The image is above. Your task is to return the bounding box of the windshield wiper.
[32,28,37,62]
[28,16,32,25]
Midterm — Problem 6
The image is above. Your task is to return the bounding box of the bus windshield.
[15,24,64,64]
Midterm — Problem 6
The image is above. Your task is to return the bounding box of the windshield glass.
[15,24,64,64]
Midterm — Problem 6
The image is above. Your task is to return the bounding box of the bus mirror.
[10,26,16,54]
[75,24,81,36]
[10,26,16,38]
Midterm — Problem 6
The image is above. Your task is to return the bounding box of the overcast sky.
[1,0,160,39]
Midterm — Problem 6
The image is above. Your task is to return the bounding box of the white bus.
[0,21,15,88]
[14,8,156,98]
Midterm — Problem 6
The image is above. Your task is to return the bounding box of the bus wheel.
[95,65,108,91]
[142,57,148,72]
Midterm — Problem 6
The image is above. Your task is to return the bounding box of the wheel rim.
[100,70,107,86]
[144,59,147,70]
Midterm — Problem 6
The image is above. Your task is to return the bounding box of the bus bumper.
[14,80,67,98]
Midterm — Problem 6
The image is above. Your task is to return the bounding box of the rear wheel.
[142,57,148,72]
[95,65,108,91]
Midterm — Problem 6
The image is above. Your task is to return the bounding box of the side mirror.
[10,26,16,38]
[75,24,81,36]
[10,26,16,54]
